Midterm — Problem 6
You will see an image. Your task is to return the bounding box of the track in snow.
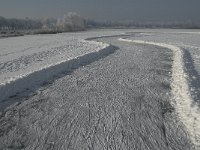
[119,34,200,148]
[0,35,194,150]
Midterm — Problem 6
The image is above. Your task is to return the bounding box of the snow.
[119,32,200,147]
[0,30,127,103]
[0,39,108,85]
[0,34,193,150]
[0,29,200,149]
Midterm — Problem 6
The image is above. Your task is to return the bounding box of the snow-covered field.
[0,29,128,87]
[0,30,127,106]
[0,29,200,149]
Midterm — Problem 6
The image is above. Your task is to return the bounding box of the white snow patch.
[0,39,108,86]
[0,37,113,103]
[119,38,200,147]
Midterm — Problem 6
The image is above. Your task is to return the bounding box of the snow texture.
[0,30,127,105]
[119,34,200,148]
[0,29,200,149]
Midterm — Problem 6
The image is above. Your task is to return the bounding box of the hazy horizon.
[0,0,200,22]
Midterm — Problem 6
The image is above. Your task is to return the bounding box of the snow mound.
[0,38,115,104]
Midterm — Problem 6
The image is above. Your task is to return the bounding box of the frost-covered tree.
[42,18,57,30]
[56,12,85,31]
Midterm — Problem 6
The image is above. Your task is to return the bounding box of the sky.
[0,0,200,22]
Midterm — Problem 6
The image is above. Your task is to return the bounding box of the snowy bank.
[0,36,116,108]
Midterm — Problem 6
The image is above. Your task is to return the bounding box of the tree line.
[0,12,86,33]
[1,12,200,34]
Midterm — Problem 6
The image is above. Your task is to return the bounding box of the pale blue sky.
[0,0,200,22]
